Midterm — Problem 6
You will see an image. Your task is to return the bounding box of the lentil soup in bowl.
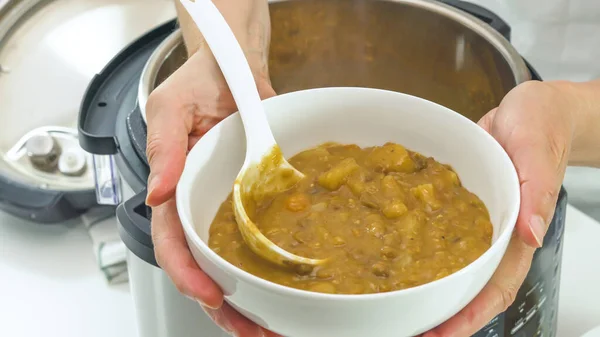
[176,87,520,337]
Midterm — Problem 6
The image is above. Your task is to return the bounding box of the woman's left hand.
[423,80,581,337]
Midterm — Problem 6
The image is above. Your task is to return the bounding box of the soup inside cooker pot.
[152,0,519,123]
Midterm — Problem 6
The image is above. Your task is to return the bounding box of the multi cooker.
[78,1,568,336]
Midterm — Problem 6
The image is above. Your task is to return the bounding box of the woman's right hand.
[144,2,279,334]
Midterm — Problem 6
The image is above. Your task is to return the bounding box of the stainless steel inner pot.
[139,0,530,123]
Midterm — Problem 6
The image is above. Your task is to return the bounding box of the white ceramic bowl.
[176,87,520,337]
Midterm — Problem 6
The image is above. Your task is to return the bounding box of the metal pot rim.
[138,28,182,124]
[138,0,531,123]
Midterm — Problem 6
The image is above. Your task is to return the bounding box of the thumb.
[511,138,566,248]
[145,91,191,207]
[256,76,277,100]
[476,108,497,134]
[478,108,568,248]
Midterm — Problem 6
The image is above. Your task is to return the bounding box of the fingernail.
[145,174,158,205]
[183,295,220,310]
[529,214,546,248]
[257,328,267,337]
[197,299,220,310]
[201,305,234,333]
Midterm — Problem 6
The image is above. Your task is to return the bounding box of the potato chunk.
[366,143,415,173]
[433,167,461,190]
[318,158,360,190]
[396,210,426,237]
[411,183,442,211]
[346,170,367,195]
[382,199,408,219]
[381,175,404,199]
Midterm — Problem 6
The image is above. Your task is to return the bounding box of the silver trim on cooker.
[138,29,182,123]
[0,0,48,43]
[411,0,530,83]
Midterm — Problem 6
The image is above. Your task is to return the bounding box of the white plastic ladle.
[179,0,327,268]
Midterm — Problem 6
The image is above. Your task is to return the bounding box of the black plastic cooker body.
[77,3,567,336]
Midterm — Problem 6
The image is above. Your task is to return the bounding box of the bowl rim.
[176,86,520,301]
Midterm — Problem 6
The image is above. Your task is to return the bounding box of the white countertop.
[1,204,599,337]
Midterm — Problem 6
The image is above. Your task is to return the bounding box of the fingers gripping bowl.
[176,87,520,337]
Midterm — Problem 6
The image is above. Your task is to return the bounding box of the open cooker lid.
[0,0,175,223]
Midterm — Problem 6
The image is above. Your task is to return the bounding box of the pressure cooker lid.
[0,0,175,222]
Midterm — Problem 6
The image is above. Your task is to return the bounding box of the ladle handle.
[179,0,276,160]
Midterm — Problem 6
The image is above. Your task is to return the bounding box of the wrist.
[175,0,270,77]
[559,79,600,167]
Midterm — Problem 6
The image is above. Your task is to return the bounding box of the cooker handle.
[78,71,120,155]
[116,189,159,267]
[78,19,180,156]
[440,0,511,41]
